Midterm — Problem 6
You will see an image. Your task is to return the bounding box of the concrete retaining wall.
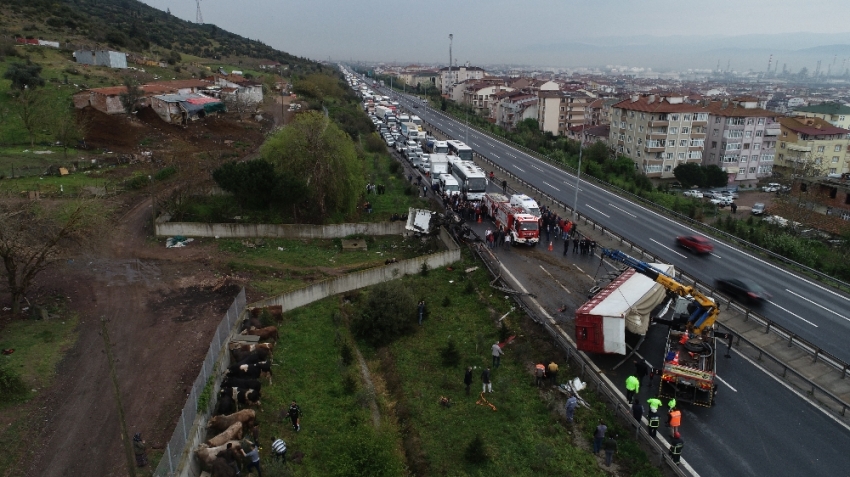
[155,221,407,239]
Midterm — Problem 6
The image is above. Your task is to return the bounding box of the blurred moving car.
[762,183,780,192]
[677,235,714,254]
[715,278,772,304]
[751,203,765,215]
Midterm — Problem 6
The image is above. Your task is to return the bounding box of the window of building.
[637,151,642,157]
[677,152,685,160]
[818,146,826,153]
[664,165,672,172]
[777,153,783,161]
[830,168,838,175]
[728,118,745,125]
[833,156,840,163]
[666,153,674,159]
[690,139,705,147]
[780,142,785,149]
[621,121,626,128]
[711,141,718,148]
[758,118,765,125]
[782,131,788,137]
[629,111,635,118]
[683,114,691,121]
[639,125,644,132]
[688,151,702,159]
[713,129,719,136]
[727,130,743,139]
[669,127,678,134]
[626,148,631,154]
[756,130,763,137]
[682,127,690,134]
[745,131,752,138]
[671,114,680,121]
[840,116,846,121]
[560,107,565,112]
[836,145,843,152]
[743,143,750,149]
[618,145,624,152]
[749,167,756,173]
[638,138,643,145]
[740,155,748,162]
[753,143,760,150]
[695,113,708,121]
[747,118,754,125]
[709,153,716,160]
[628,123,633,130]
[715,117,721,123]
[725,143,742,151]
[644,164,661,173]
[722,155,737,163]
[627,136,632,143]
[677,140,685,147]
[758,164,773,174]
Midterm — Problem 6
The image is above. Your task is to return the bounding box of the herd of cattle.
[193,308,281,474]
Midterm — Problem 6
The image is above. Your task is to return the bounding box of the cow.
[206,422,243,448]
[195,441,241,466]
[234,351,266,367]
[230,343,274,362]
[239,316,263,333]
[210,457,237,477]
[227,361,272,379]
[222,377,261,391]
[207,409,255,432]
[230,387,261,411]
[215,391,235,416]
[249,305,282,320]
[241,326,279,343]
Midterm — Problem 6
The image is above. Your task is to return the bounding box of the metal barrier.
[153,288,247,477]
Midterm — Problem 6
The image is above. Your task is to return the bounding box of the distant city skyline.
[140,0,850,71]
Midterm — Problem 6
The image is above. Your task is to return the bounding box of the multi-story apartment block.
[702,98,780,185]
[792,102,850,129]
[775,116,850,176]
[494,91,538,131]
[537,90,592,136]
[608,94,708,179]
[439,64,486,95]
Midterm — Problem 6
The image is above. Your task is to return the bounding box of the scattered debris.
[166,236,194,248]
[465,266,479,273]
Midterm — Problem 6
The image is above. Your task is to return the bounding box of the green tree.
[261,111,364,221]
[703,164,729,188]
[212,159,307,209]
[3,62,45,90]
[673,162,705,188]
[119,76,143,113]
[585,141,610,165]
[14,87,48,147]
[351,281,415,347]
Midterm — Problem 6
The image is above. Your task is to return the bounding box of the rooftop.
[703,100,776,118]
[779,117,850,137]
[794,102,850,116]
[612,94,707,113]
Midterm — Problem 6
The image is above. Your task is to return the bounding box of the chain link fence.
[154,288,246,477]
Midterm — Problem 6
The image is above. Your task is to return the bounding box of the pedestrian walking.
[631,400,644,423]
[590,240,597,256]
[492,342,504,368]
[497,227,505,247]
[667,398,677,412]
[504,232,511,248]
[288,401,302,432]
[548,360,559,386]
[573,236,580,254]
[482,367,492,393]
[603,434,618,466]
[668,406,682,437]
[670,432,684,464]
[647,397,662,414]
[534,363,546,387]
[132,433,148,468]
[634,359,650,385]
[647,408,660,437]
[625,375,640,404]
[593,420,607,454]
[565,393,578,423]
[731,202,737,214]
[271,437,287,462]
[464,366,473,395]
[563,237,570,256]
[502,179,508,193]
[418,300,425,325]
[241,442,262,477]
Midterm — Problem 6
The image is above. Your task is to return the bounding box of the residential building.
[776,116,850,176]
[463,84,514,117]
[703,98,780,185]
[494,91,538,131]
[72,79,212,114]
[537,90,592,136]
[608,93,709,179]
[792,102,850,129]
[439,64,486,95]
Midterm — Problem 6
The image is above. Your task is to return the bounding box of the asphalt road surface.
[383,86,850,366]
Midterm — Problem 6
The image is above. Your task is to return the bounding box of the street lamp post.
[573,142,582,219]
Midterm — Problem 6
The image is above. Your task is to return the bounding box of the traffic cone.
[548,241,553,251]
[477,215,482,223]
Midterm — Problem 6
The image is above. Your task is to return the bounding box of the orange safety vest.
[669,410,682,427]
[535,364,546,377]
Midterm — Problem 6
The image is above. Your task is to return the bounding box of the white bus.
[451,161,488,200]
[447,140,473,161]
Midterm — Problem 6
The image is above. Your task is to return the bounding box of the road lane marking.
[539,265,571,294]
[515,166,526,173]
[531,165,544,172]
[608,203,637,218]
[710,252,723,259]
[563,181,583,192]
[508,153,517,158]
[585,204,610,218]
[767,301,818,327]
[543,181,561,192]
[649,238,687,258]
[785,289,850,323]
[491,153,500,159]
[714,375,738,392]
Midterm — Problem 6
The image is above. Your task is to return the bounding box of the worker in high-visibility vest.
[669,431,684,464]
[647,397,662,413]
[668,407,682,437]
[647,407,660,437]
[625,375,640,404]
[667,398,677,411]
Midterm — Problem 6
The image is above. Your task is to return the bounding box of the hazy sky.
[138,0,850,69]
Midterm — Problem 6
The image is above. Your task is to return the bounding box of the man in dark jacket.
[464,367,473,395]
[670,432,684,463]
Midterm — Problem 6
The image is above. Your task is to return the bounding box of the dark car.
[715,278,772,304]
[676,235,713,254]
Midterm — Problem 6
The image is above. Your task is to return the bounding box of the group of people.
[461,342,509,396]
[365,182,386,195]
[483,226,511,249]
[443,194,483,222]
[625,360,686,465]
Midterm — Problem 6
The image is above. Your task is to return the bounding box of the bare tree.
[0,200,107,314]
[15,87,48,147]
[52,99,90,160]
[223,91,256,119]
[119,76,144,113]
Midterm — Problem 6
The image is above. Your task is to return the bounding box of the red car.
[676,235,713,254]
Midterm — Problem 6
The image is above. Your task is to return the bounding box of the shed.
[74,49,127,69]
[150,93,225,124]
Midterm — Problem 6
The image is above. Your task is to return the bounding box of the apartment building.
[792,102,850,129]
[494,91,538,131]
[702,98,780,185]
[608,94,709,179]
[775,116,850,176]
[462,83,514,117]
[439,64,486,95]
[537,90,592,136]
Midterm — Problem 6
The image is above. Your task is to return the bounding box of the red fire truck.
[483,193,540,245]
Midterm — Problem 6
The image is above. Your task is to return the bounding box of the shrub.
[441,339,460,367]
[340,342,354,366]
[388,161,401,174]
[124,174,149,190]
[464,280,475,295]
[464,435,489,464]
[0,361,27,402]
[342,373,357,395]
[154,166,176,181]
[364,133,385,153]
[420,261,429,276]
[498,320,511,342]
[441,296,451,307]
[351,281,416,347]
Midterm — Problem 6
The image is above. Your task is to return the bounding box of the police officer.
[670,431,684,464]
[625,375,640,404]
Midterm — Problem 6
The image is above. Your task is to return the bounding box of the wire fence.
[154,288,246,477]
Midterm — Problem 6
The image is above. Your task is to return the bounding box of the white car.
[683,190,703,198]
[762,183,781,192]
[710,197,732,206]
[720,190,739,199]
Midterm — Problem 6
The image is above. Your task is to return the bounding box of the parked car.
[715,277,771,304]
[677,235,714,254]
[702,190,719,199]
[386,139,395,148]
[751,203,766,215]
[683,190,703,198]
[720,190,739,199]
[762,183,781,192]
[710,197,732,207]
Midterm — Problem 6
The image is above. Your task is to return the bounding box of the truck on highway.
[401,122,421,141]
[375,105,392,121]
[509,194,541,217]
[424,139,449,154]
[600,248,719,407]
[483,192,540,245]
[429,153,451,178]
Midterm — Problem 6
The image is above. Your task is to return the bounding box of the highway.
[384,86,850,366]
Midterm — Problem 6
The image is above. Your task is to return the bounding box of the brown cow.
[206,421,243,448]
[195,440,241,466]
[242,326,279,343]
[249,305,283,320]
[207,409,255,432]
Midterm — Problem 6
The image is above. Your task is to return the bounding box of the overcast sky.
[138,0,850,69]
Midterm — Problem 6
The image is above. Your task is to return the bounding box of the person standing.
[491,342,504,368]
[464,366,473,395]
[625,375,640,404]
[418,300,425,325]
[271,437,287,462]
[670,432,684,464]
[132,433,148,468]
[631,399,644,424]
[668,406,682,437]
[242,442,262,477]
[593,420,607,455]
[647,397,662,413]
[634,359,650,385]
[573,235,580,254]
[563,236,570,256]
[288,401,302,432]
[481,367,492,393]
[647,407,660,437]
[501,179,508,193]
[667,398,677,412]
[548,360,559,386]
[565,393,578,423]
[603,434,618,466]
[534,363,546,387]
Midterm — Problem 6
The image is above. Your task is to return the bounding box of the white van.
[439,174,460,196]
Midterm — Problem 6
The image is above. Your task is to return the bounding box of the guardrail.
[419,102,850,293]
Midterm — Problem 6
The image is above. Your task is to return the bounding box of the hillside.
[0,0,316,72]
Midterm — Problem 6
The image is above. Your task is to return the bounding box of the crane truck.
[600,248,720,407]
